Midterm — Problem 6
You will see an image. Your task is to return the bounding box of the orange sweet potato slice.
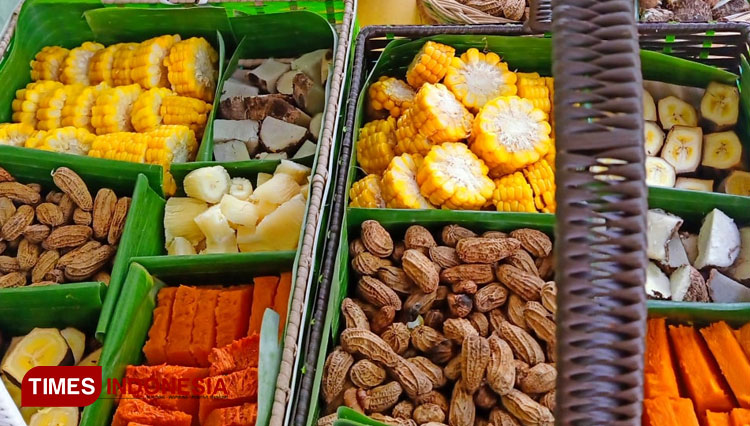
[215,286,253,347]
[203,403,257,426]
[124,365,208,419]
[731,408,750,426]
[738,323,750,362]
[208,334,260,376]
[701,321,750,409]
[166,286,201,366]
[143,288,177,365]
[113,397,192,426]
[248,276,279,336]
[198,367,258,424]
[706,411,731,426]
[645,318,680,399]
[273,272,292,339]
[669,325,735,414]
[643,397,680,426]
[670,397,700,426]
[190,289,220,367]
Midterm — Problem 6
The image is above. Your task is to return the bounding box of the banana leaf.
[648,300,750,325]
[83,255,295,426]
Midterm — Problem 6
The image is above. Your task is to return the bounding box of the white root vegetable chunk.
[238,194,306,252]
[309,113,323,141]
[214,119,259,144]
[164,197,209,245]
[292,49,331,86]
[219,194,259,230]
[694,208,740,269]
[729,227,750,283]
[707,269,750,302]
[248,59,290,93]
[276,70,302,95]
[259,116,307,153]
[646,262,672,299]
[670,265,709,302]
[214,141,250,162]
[275,159,311,184]
[251,173,300,206]
[229,177,253,201]
[680,232,699,265]
[193,205,238,254]
[660,236,689,273]
[293,73,326,115]
[256,152,288,160]
[183,166,231,204]
[647,209,683,262]
[256,173,272,187]
[220,79,259,102]
[167,237,197,256]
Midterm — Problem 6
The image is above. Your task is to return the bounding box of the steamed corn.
[130,87,173,132]
[60,42,105,85]
[406,41,455,89]
[91,84,142,134]
[0,123,36,147]
[30,47,69,81]
[357,117,397,175]
[131,35,181,89]
[164,37,219,102]
[349,174,386,208]
[111,43,139,87]
[492,172,537,213]
[35,126,96,155]
[444,48,517,111]
[12,81,64,126]
[60,83,107,132]
[381,153,434,209]
[368,76,415,118]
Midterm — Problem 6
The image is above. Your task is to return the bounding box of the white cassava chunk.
[214,141,250,162]
[238,194,306,252]
[660,236,690,273]
[277,70,302,95]
[259,116,307,153]
[213,119,259,155]
[646,261,672,299]
[309,113,323,141]
[251,173,300,205]
[647,209,684,261]
[694,208,740,269]
[670,265,709,302]
[680,232,699,265]
[728,227,750,283]
[292,49,331,85]
[193,205,238,254]
[707,269,750,302]
[248,59,291,93]
[220,79,259,102]
[293,73,326,115]
[167,237,197,256]
[164,197,209,245]
[183,166,232,204]
[293,140,316,159]
[229,177,253,201]
[256,173,272,187]
[219,194,259,229]
[255,152,288,160]
[275,160,311,184]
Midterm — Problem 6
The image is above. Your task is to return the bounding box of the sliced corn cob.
[91,84,143,135]
[130,87,174,132]
[544,142,555,172]
[368,76,415,118]
[492,172,537,213]
[164,37,219,102]
[37,84,79,131]
[12,81,64,126]
[443,48,517,111]
[0,123,36,147]
[88,44,121,85]
[522,159,556,213]
[405,41,455,89]
[60,83,107,132]
[471,96,552,177]
[416,142,495,210]
[160,95,212,136]
[35,127,96,156]
[111,43,139,86]
[408,83,473,144]
[357,117,397,175]
[131,35,181,89]
[349,174,386,208]
[395,109,433,156]
[60,42,105,85]
[88,132,147,163]
[381,153,434,210]
[517,73,551,113]
[30,46,69,81]
[143,125,197,167]
[24,130,47,149]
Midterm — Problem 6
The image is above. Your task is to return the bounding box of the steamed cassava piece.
[319,221,556,425]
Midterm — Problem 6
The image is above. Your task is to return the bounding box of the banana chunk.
[658,95,698,130]
[701,81,739,130]
[661,125,702,174]
[644,121,665,156]
[644,89,657,122]
[720,170,750,196]
[702,131,742,170]
[646,156,676,188]
[675,177,714,192]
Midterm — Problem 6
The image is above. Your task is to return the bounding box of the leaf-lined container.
[0,154,164,341]
[80,258,291,426]
[0,3,228,195]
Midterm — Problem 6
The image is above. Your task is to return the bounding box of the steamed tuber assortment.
[1,327,101,425]
[164,161,310,255]
[639,0,749,22]
[646,207,750,302]
[214,50,331,162]
[644,82,750,196]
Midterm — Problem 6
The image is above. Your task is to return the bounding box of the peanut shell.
[360,381,402,413]
[487,334,515,396]
[372,305,397,335]
[36,203,64,227]
[58,194,75,224]
[440,264,494,284]
[450,280,477,295]
[474,385,498,410]
[520,362,556,394]
[361,220,393,258]
[404,291,437,318]
[52,167,92,211]
[381,322,409,354]
[352,252,391,275]
[447,293,473,318]
[411,325,445,353]
[461,335,490,393]
[0,271,26,288]
[392,357,433,399]
[64,245,114,281]
[505,249,539,276]
[524,301,556,346]
[31,250,60,284]
[43,225,92,250]
[0,182,40,205]
[416,390,449,412]
[0,167,13,182]
[496,264,544,301]
[23,224,50,244]
[342,297,371,330]
[92,188,117,240]
[349,238,366,257]
[349,359,386,389]
[17,239,40,271]
[107,197,130,245]
[401,249,439,293]
[73,208,92,226]
[474,283,509,312]
[501,389,554,424]
[0,256,19,273]
[413,404,445,425]
[443,318,478,342]
[377,266,414,294]
[488,408,521,426]
[429,246,461,269]
[341,328,399,368]
[509,228,552,257]
[404,225,436,253]
[456,237,519,263]
[2,205,34,241]
[57,241,101,267]
[408,356,446,388]
[0,197,15,227]
[322,346,355,404]
[541,281,557,314]
[392,400,414,419]
[506,294,529,331]
[536,254,554,281]
[448,380,475,426]
[357,276,402,310]
[497,322,545,365]
[441,225,476,247]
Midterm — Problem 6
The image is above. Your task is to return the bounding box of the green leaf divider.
[258,309,282,426]
[648,301,750,326]
[640,49,738,87]
[85,253,296,426]
[336,407,387,426]
[199,12,336,162]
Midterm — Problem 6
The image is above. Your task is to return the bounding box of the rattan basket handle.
[526,0,551,33]
[552,0,648,423]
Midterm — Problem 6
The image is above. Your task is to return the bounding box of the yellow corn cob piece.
[395,108,433,156]
[131,35,181,89]
[88,132,148,163]
[143,125,197,167]
[30,46,69,81]
[130,87,174,132]
[88,44,121,86]
[470,96,552,178]
[381,153,434,210]
[444,48,517,111]
[36,84,80,131]
[112,43,139,86]
[408,83,473,145]
[0,123,36,147]
[492,172,537,213]
[12,80,64,126]
[349,174,386,208]
[416,142,495,210]
[516,72,541,80]
[36,126,96,156]
[356,117,397,175]
[518,85,551,113]
[544,142,555,171]
[60,42,105,85]
[368,76,415,118]
[160,95,212,136]
[60,83,107,132]
[24,130,47,149]
[164,37,219,102]
[91,84,143,135]
[406,41,455,89]
[522,158,556,213]
[163,171,178,197]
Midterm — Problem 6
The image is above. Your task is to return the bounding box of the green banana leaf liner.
[0,156,164,340]
[81,258,292,426]
[648,300,750,325]
[0,3,228,195]
[197,11,336,165]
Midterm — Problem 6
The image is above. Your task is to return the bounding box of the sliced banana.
[661,126,702,174]
[658,95,698,130]
[646,156,676,188]
[702,131,743,170]
[644,89,657,121]
[1,328,73,385]
[77,347,102,367]
[701,81,739,130]
[644,121,665,156]
[675,177,714,192]
[720,170,750,196]
[60,327,85,365]
[29,407,79,426]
